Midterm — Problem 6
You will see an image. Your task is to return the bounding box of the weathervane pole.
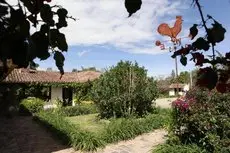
[173,43,179,97]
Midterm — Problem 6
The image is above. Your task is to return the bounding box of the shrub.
[57,104,98,116]
[153,144,207,153]
[34,111,105,151]
[170,88,230,153]
[92,60,158,118]
[19,97,44,115]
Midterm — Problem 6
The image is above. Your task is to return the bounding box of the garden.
[18,61,171,152]
[18,61,230,153]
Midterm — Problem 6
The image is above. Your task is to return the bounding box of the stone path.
[96,129,166,153]
[0,116,166,153]
[0,116,67,153]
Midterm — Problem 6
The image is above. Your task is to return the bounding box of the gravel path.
[155,98,177,109]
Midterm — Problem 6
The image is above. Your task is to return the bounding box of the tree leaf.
[180,55,187,66]
[125,0,142,17]
[189,24,198,40]
[57,33,68,51]
[196,67,218,90]
[56,18,67,29]
[172,46,191,58]
[192,37,210,51]
[54,51,65,75]
[57,8,68,17]
[40,4,54,25]
[49,29,59,47]
[10,8,24,26]
[0,5,8,17]
[12,41,29,67]
[0,0,6,4]
[40,24,49,34]
[56,8,68,29]
[19,19,30,37]
[207,21,226,45]
[31,31,50,60]
[192,52,204,66]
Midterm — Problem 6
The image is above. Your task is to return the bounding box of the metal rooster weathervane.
[156,16,183,51]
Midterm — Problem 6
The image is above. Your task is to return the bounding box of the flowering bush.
[172,98,189,112]
[170,88,230,153]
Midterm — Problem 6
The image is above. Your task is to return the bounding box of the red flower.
[172,98,190,112]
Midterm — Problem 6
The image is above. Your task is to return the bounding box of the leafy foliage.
[170,88,230,152]
[73,81,93,104]
[16,84,50,102]
[91,61,158,118]
[19,97,44,115]
[0,0,71,78]
[50,104,98,117]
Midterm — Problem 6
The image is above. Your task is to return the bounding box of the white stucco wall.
[51,86,63,103]
[169,90,175,96]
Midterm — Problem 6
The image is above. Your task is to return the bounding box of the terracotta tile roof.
[169,83,187,89]
[2,68,101,84]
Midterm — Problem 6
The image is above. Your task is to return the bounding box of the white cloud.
[51,0,187,54]
[77,50,91,57]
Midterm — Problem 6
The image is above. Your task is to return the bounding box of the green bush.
[153,144,207,153]
[34,111,105,151]
[92,60,159,118]
[19,97,44,115]
[170,88,230,153]
[57,104,98,116]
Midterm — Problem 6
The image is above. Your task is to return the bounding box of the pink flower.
[172,98,190,112]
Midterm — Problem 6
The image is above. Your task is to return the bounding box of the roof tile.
[2,68,101,84]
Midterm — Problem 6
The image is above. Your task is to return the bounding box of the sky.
[34,0,230,77]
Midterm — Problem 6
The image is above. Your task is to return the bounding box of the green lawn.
[66,113,109,133]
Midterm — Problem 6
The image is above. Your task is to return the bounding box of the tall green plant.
[92,61,158,118]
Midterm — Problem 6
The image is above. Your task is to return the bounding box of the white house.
[169,83,190,96]
[2,68,101,108]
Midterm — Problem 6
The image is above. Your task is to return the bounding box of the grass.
[66,113,109,133]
